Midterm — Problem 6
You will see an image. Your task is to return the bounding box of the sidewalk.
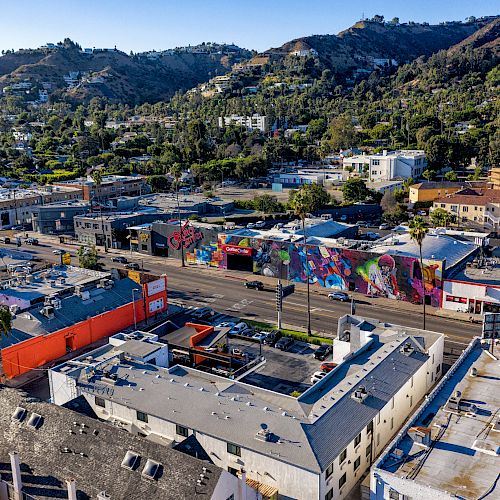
[30,232,481,324]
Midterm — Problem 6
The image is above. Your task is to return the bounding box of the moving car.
[0,237,11,244]
[311,371,327,384]
[111,256,128,263]
[191,307,213,319]
[245,280,264,291]
[328,291,349,302]
[314,344,333,360]
[320,362,337,373]
[53,249,64,255]
[275,336,294,351]
[24,238,38,245]
[124,262,140,270]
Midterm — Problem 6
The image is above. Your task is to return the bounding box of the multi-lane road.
[13,240,481,352]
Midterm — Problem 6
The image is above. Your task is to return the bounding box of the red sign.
[168,221,203,251]
[223,244,253,256]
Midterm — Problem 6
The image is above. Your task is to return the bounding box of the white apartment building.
[371,337,500,499]
[218,114,269,133]
[50,315,444,500]
[343,150,427,181]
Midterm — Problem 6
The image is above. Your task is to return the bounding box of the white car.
[310,371,327,384]
[52,249,64,255]
[255,221,266,228]
[246,223,256,229]
[252,331,268,342]
[229,322,251,336]
[216,321,236,329]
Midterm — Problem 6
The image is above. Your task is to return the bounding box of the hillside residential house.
[218,114,269,133]
[50,315,444,500]
[431,188,500,228]
[343,150,427,181]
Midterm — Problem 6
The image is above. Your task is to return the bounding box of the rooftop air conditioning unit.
[351,386,369,403]
[41,305,55,319]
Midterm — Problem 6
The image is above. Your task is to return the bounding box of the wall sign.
[223,245,253,257]
[147,278,166,297]
[167,221,203,251]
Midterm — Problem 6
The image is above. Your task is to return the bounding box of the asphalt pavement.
[13,239,481,350]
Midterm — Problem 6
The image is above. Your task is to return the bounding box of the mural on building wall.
[217,233,443,306]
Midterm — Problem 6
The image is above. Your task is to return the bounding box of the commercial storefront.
[442,279,500,314]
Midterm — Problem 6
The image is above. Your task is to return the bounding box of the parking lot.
[228,336,325,395]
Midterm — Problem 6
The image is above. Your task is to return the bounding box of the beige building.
[489,167,500,189]
[432,188,500,228]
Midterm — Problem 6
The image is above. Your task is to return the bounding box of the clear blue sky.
[1,0,497,53]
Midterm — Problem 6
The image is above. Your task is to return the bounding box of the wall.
[218,234,443,307]
[442,279,500,313]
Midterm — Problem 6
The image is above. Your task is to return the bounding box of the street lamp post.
[132,288,140,330]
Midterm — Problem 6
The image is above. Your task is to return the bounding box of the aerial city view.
[0,1,498,499]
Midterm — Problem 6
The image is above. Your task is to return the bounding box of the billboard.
[482,313,500,339]
[147,278,166,297]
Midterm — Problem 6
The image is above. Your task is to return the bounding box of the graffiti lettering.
[168,221,203,251]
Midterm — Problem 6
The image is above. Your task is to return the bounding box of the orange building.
[1,269,167,379]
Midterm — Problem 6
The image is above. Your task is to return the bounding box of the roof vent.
[351,386,369,403]
[255,427,272,442]
[12,407,27,423]
[400,342,414,356]
[470,367,478,377]
[121,450,139,471]
[97,492,111,500]
[408,426,432,447]
[27,412,43,430]
[142,459,161,480]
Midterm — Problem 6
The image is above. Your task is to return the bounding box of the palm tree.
[289,189,314,335]
[0,307,13,381]
[409,216,429,329]
[170,163,185,267]
[92,170,107,252]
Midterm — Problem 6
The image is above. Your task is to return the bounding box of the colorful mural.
[217,233,443,307]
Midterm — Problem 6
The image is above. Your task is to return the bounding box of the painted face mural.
[216,234,443,307]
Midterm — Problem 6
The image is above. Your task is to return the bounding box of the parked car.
[262,330,280,346]
[252,331,268,342]
[273,223,284,230]
[191,307,213,319]
[255,220,266,228]
[245,280,264,291]
[246,223,256,229]
[379,223,391,230]
[216,321,236,329]
[356,221,368,227]
[417,210,427,216]
[229,322,251,336]
[111,256,128,263]
[328,291,349,302]
[314,344,333,360]
[339,215,348,221]
[125,262,140,270]
[24,238,38,245]
[366,232,380,240]
[52,249,64,255]
[320,362,337,373]
[311,371,327,384]
[275,336,294,351]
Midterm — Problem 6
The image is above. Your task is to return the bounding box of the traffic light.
[275,283,283,312]
[282,284,295,298]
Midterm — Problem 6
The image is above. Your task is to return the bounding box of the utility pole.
[276,282,283,330]
[176,182,185,267]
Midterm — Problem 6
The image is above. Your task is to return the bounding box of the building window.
[95,396,105,408]
[377,433,380,446]
[391,397,394,409]
[137,411,148,423]
[367,421,374,435]
[436,364,441,374]
[354,433,361,447]
[339,473,347,489]
[366,443,372,458]
[325,462,334,479]
[354,456,361,471]
[226,495,235,500]
[176,425,189,438]
[227,442,241,457]
[410,396,413,407]
[339,448,347,464]
[462,206,468,212]
[227,466,238,476]
[391,417,394,430]
[325,488,334,500]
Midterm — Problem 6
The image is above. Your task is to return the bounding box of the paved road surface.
[16,241,481,349]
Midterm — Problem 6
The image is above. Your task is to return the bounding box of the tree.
[0,306,12,381]
[77,245,99,270]
[170,163,185,267]
[253,194,282,213]
[381,190,397,213]
[342,178,371,203]
[425,135,449,167]
[444,171,458,181]
[92,170,107,252]
[409,216,429,329]
[288,187,319,336]
[430,208,456,228]
[422,169,436,182]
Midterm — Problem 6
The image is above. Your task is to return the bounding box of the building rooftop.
[55,175,146,186]
[0,185,81,201]
[373,233,478,269]
[411,181,475,191]
[434,188,500,206]
[0,387,224,500]
[54,315,443,473]
[374,338,500,499]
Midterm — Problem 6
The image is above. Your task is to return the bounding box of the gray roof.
[66,317,440,473]
[373,233,478,269]
[116,339,161,358]
[0,387,223,500]
[375,339,500,499]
